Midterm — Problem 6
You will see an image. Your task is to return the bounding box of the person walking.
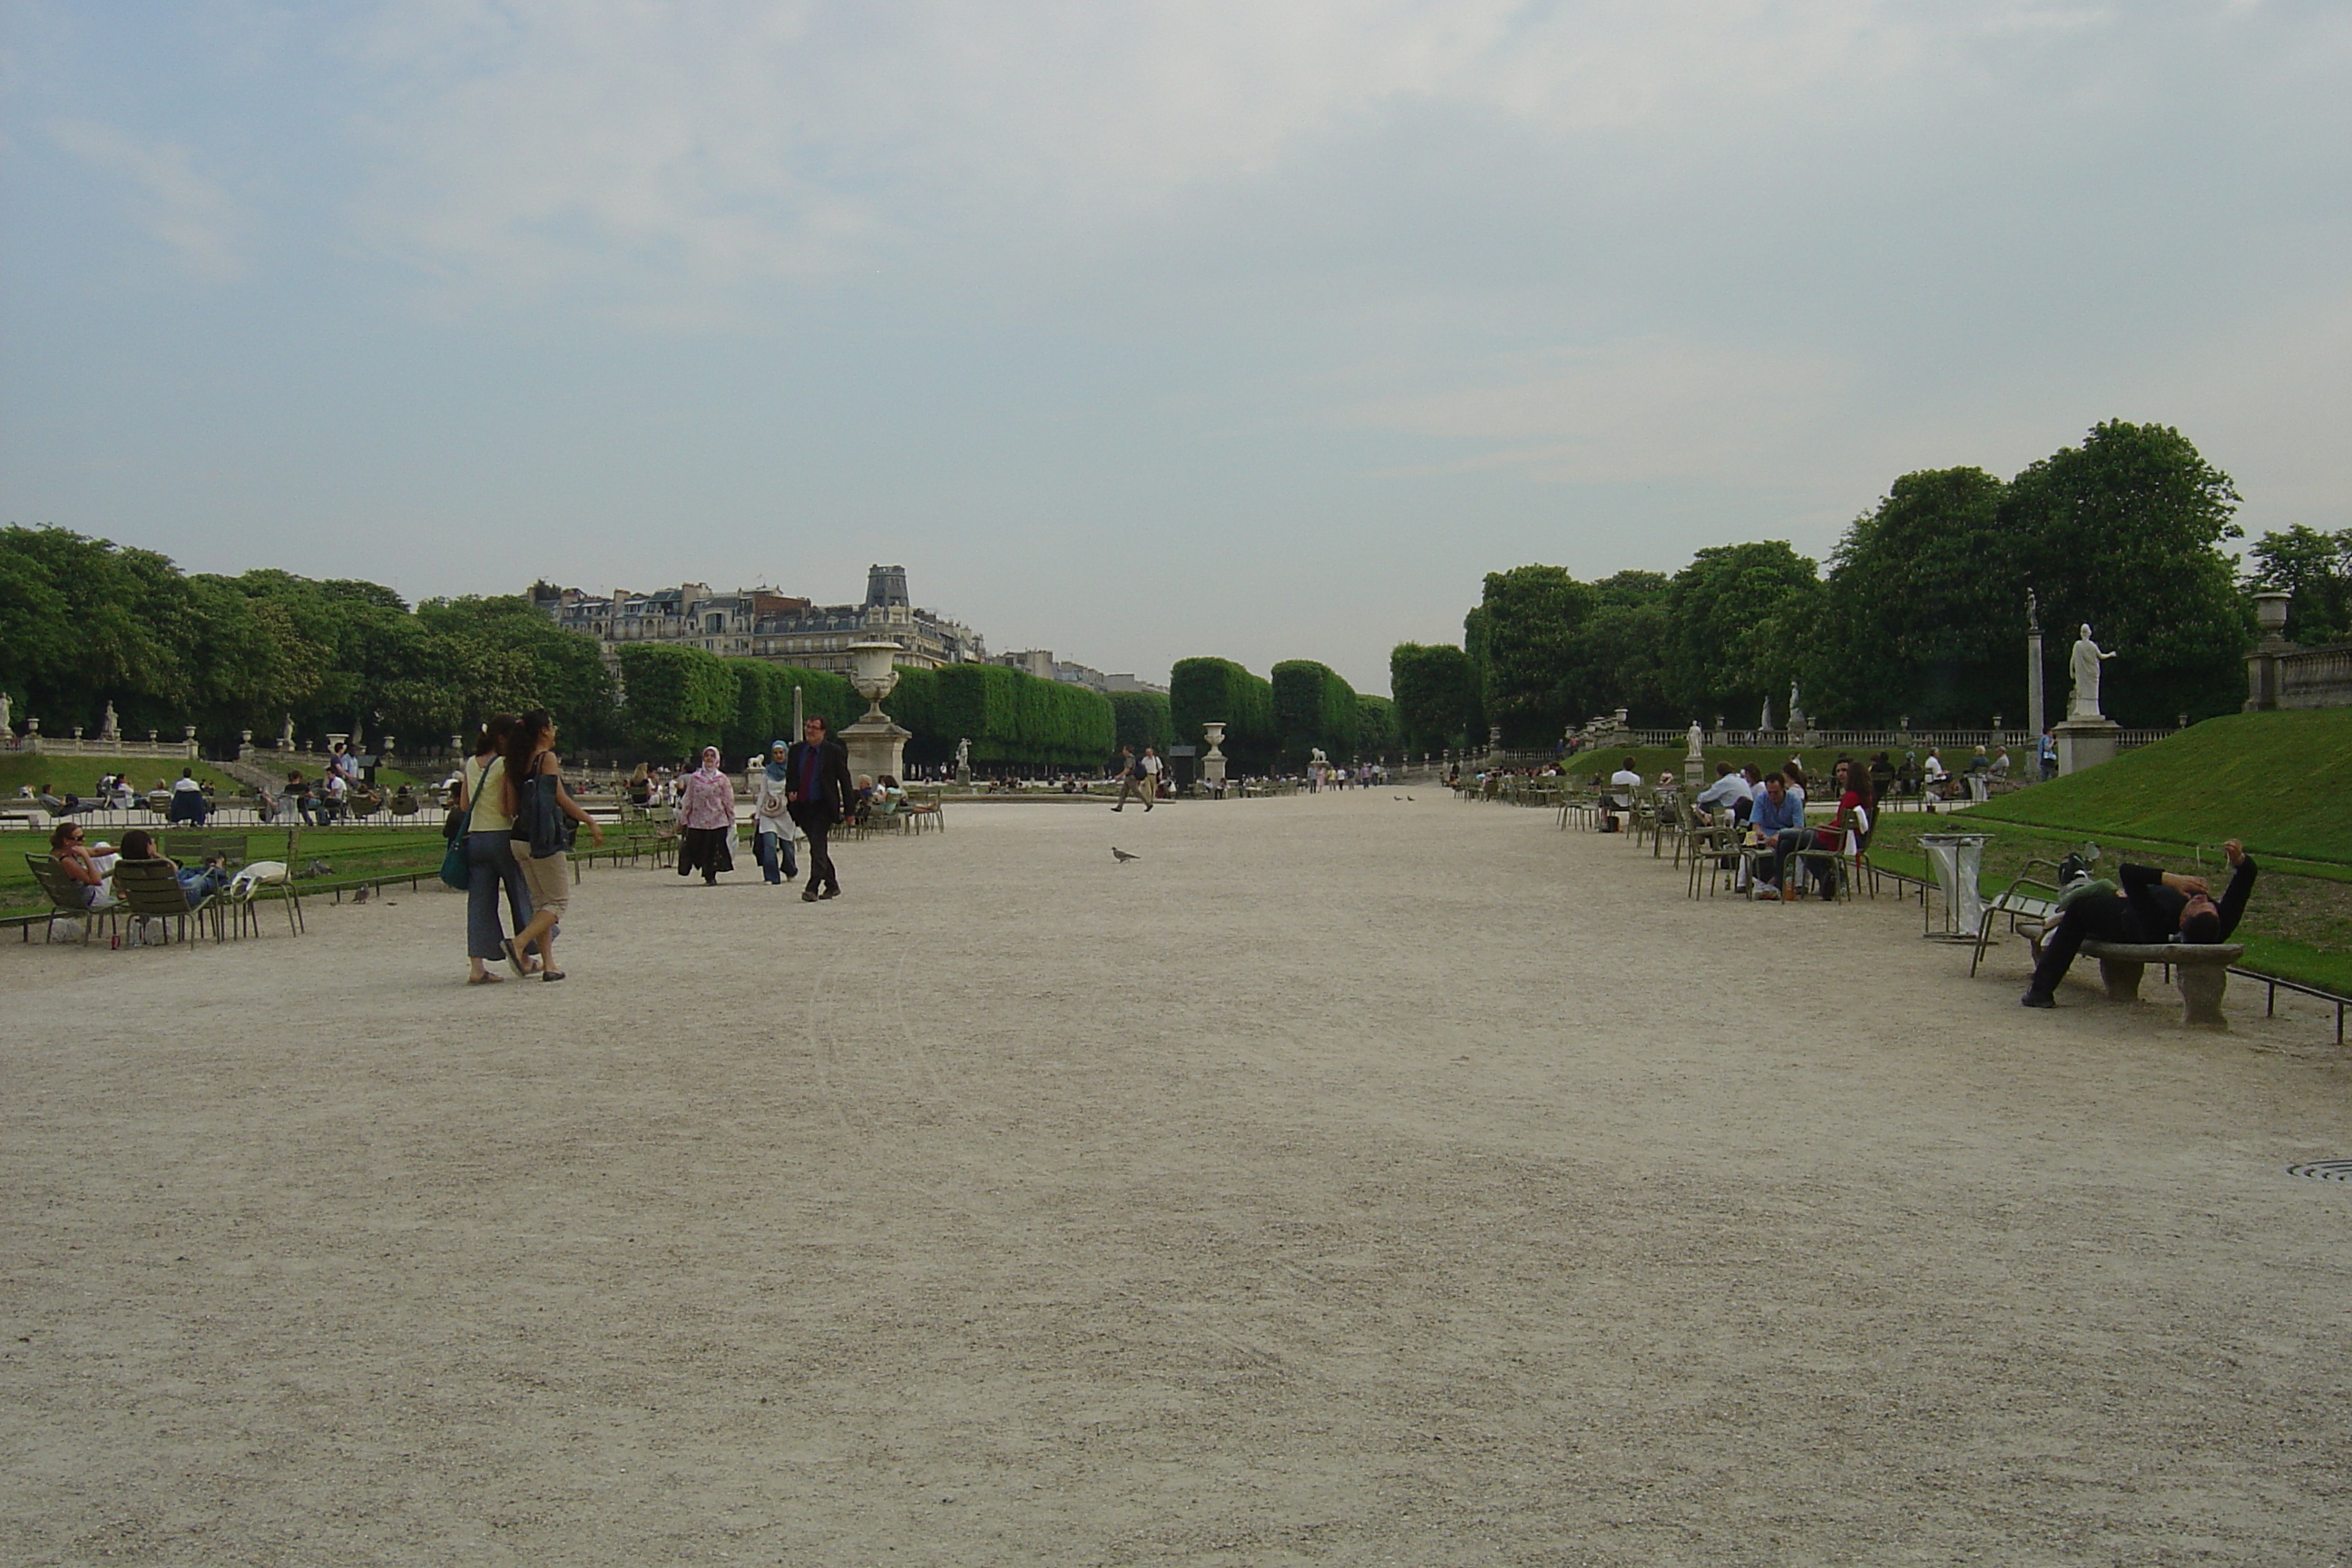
[785,715,852,901]
[455,714,534,985]
[1112,745,1158,811]
[675,746,737,885]
[751,740,801,887]
[499,710,604,982]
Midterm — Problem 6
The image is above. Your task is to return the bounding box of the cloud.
[1322,336,1859,486]
[48,118,245,282]
[338,0,2148,306]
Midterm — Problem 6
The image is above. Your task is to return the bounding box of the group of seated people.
[1684,757,1876,900]
[45,821,232,914]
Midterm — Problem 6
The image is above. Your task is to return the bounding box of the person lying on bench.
[2022,839,2256,1007]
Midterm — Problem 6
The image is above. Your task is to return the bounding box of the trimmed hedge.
[904,662,1115,768]
[1109,691,1176,760]
[723,660,859,763]
[617,642,738,760]
[1356,693,1399,758]
[1272,659,1358,765]
[1170,657,1277,771]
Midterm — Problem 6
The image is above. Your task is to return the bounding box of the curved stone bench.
[2079,941,2245,1028]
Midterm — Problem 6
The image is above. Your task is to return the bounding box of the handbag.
[439,760,480,890]
[524,768,573,860]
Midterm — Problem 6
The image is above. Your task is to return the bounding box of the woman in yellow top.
[453,714,534,985]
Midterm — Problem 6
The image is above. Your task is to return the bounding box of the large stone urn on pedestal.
[841,640,911,784]
[1200,721,1227,788]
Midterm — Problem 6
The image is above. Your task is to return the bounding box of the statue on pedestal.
[955,737,971,772]
[99,701,120,740]
[1759,696,1773,733]
[280,713,295,750]
[1685,720,1704,759]
[2070,624,2117,720]
[0,690,11,736]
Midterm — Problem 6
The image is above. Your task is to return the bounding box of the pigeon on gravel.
[1111,847,1141,863]
[352,887,371,904]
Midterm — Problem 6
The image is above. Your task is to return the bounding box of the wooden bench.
[2074,940,2245,1028]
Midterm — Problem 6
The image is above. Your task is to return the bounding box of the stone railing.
[2273,642,2352,709]
[4,725,201,760]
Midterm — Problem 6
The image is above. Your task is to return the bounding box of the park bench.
[1970,861,2245,1027]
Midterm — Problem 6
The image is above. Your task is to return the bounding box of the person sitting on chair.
[2022,840,2257,1008]
[167,768,211,825]
[1744,771,1806,898]
[48,820,120,908]
[118,829,230,907]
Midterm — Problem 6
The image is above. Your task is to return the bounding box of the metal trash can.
[1919,833,1990,941]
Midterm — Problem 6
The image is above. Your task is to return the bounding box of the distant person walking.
[456,714,534,985]
[751,740,801,887]
[675,747,737,885]
[786,715,853,901]
[499,710,603,982]
[1112,745,1158,811]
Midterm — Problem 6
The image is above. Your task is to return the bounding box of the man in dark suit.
[785,715,854,902]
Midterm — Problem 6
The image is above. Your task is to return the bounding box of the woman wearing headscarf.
[675,745,737,885]
[750,741,800,887]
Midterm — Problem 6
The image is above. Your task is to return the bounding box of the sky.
[3,1,2347,695]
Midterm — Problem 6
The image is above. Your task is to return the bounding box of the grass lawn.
[4,821,676,924]
[0,753,245,800]
[1964,709,2352,865]
[1867,810,2352,995]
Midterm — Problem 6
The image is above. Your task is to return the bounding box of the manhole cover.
[2288,1161,2352,1182]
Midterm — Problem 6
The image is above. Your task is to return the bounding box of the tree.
[1355,693,1399,758]
[1465,565,1595,748]
[1108,691,1175,759]
[1662,542,1823,724]
[1560,570,1672,725]
[1388,643,1481,752]
[1170,657,1277,772]
[2246,525,2352,645]
[2001,420,2247,724]
[1814,467,2018,725]
[1271,660,1357,765]
[616,643,737,759]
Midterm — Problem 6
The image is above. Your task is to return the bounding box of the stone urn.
[842,640,911,784]
[1201,721,1228,787]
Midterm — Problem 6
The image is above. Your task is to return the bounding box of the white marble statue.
[955,737,971,770]
[2069,624,2117,720]
[99,701,120,740]
[279,713,295,750]
[1759,697,1773,732]
[1686,720,1704,758]
[0,690,11,735]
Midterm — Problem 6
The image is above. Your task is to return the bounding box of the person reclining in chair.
[2021,839,2257,1008]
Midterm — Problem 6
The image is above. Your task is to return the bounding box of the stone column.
[2245,591,2291,711]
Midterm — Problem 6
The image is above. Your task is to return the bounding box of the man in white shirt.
[1138,747,1161,809]
[1602,755,1642,832]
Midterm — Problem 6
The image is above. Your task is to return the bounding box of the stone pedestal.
[956,764,973,787]
[1200,722,1228,788]
[2053,717,2120,777]
[842,717,910,787]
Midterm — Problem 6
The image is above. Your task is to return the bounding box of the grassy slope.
[1963,709,2352,865]
[0,753,243,799]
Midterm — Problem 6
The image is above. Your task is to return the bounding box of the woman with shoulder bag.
[498,709,604,982]
[455,714,534,985]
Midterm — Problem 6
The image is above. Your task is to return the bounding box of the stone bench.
[2078,940,2245,1028]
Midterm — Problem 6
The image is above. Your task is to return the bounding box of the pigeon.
[304,858,331,878]
[353,887,371,904]
[1111,847,1141,863]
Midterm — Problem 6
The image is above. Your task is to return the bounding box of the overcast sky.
[4,2,2346,694]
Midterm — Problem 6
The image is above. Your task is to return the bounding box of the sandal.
[503,938,531,979]
[540,969,566,983]
[467,972,505,985]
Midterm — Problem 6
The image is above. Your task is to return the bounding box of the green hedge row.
[890,662,1115,768]
[1356,693,1399,756]
[616,643,739,758]
[722,661,859,761]
[1109,691,1175,757]
[1272,660,1358,765]
[1171,657,1278,771]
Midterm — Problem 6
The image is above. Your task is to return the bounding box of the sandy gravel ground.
[5,794,2350,1566]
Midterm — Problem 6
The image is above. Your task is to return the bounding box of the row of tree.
[1168,657,1399,772]
[1394,421,2277,749]
[0,525,1406,771]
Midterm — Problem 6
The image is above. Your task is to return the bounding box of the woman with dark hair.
[118,828,231,906]
[454,714,534,984]
[499,710,603,980]
[1798,760,1876,899]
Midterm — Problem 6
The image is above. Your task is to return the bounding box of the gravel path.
[5,795,2349,1565]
